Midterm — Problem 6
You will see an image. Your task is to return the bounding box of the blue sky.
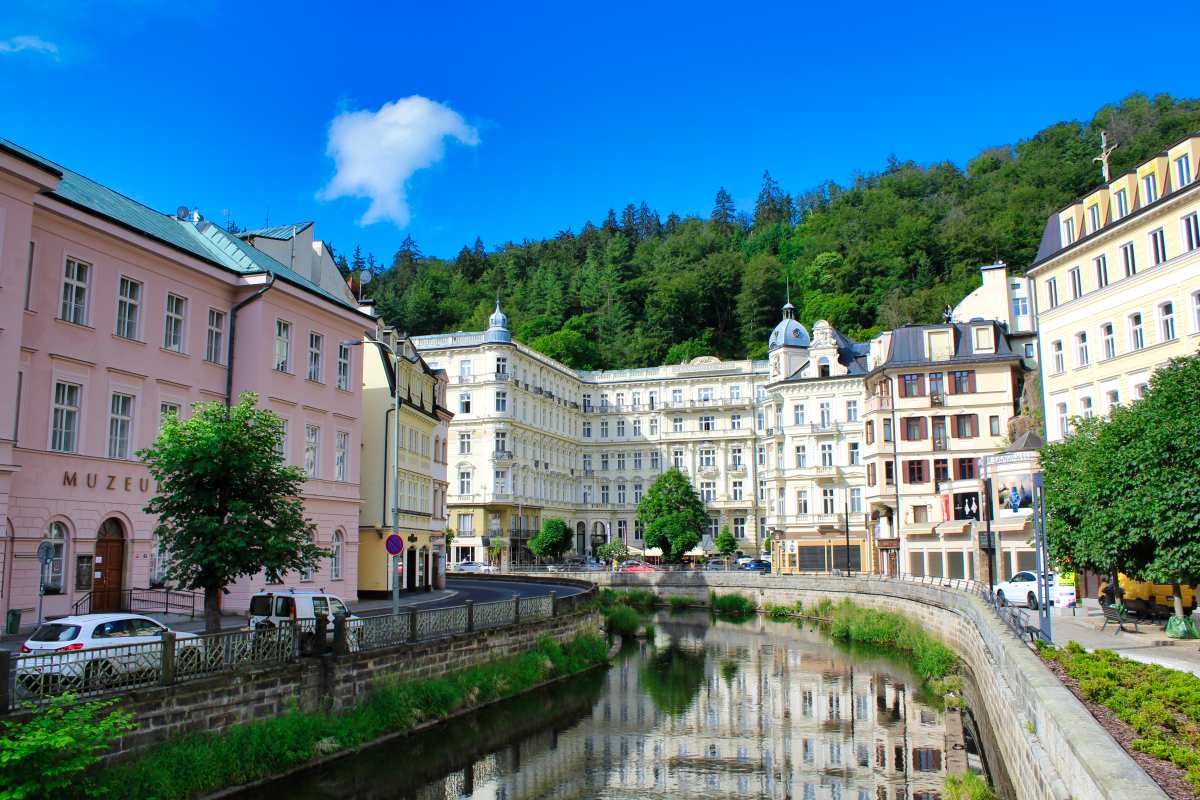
[2,1,1198,261]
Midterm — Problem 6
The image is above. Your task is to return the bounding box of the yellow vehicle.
[1098,575,1197,616]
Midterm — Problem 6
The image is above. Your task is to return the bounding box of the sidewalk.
[1048,603,1200,678]
[0,589,458,648]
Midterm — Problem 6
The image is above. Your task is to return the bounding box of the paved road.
[0,576,589,649]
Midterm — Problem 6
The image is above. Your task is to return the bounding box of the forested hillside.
[339,93,1200,370]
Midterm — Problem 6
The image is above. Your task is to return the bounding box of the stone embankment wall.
[554,570,1164,800]
[109,606,600,757]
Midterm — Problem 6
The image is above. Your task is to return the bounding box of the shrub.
[826,599,958,682]
[764,600,803,620]
[1040,641,1200,790]
[943,771,997,800]
[710,592,756,617]
[0,694,134,800]
[96,633,608,799]
[642,623,656,639]
[604,605,641,637]
[811,597,835,619]
[667,595,693,611]
[619,589,659,612]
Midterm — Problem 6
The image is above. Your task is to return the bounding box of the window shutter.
[916,374,926,396]
[970,415,979,437]
[898,378,908,399]
[967,371,977,393]
[920,417,928,439]
[949,416,958,438]
[947,375,957,395]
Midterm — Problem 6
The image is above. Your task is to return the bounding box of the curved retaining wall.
[542,570,1164,800]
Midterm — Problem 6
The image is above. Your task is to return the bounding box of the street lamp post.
[343,337,403,616]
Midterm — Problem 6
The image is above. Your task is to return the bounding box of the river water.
[242,611,1007,800]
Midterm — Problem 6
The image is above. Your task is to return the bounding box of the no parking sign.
[386,534,404,556]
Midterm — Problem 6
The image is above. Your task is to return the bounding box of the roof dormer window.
[1142,173,1158,205]
[1087,204,1101,234]
[1114,188,1128,219]
[1062,217,1075,245]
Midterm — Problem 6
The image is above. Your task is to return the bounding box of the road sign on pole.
[385,534,404,556]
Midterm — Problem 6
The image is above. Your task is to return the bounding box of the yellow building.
[1029,133,1200,441]
[861,321,1026,578]
[358,326,452,594]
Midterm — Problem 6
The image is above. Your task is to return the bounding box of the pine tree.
[666,212,681,235]
[637,201,661,240]
[753,170,789,228]
[351,245,366,274]
[620,204,638,239]
[711,187,736,227]
[602,209,619,233]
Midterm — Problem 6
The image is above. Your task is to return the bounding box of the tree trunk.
[204,586,222,634]
[1172,582,1185,619]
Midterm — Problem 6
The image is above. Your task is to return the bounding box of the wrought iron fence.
[9,624,297,707]
[474,599,516,630]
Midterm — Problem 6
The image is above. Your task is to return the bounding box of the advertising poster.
[994,474,1034,517]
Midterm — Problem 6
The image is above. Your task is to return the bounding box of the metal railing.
[72,588,199,618]
[7,624,297,708]
[2,588,597,710]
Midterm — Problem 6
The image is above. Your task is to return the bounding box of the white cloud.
[0,35,59,58]
[320,96,479,227]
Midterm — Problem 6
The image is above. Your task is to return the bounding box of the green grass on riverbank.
[826,599,958,683]
[1038,640,1200,791]
[95,633,608,800]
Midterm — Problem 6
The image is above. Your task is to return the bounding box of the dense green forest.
[336,93,1200,370]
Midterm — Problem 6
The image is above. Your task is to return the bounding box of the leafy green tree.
[715,526,738,562]
[140,394,324,632]
[529,328,602,370]
[529,518,573,561]
[0,694,134,799]
[595,540,629,564]
[1044,355,1200,633]
[736,253,785,352]
[637,469,706,561]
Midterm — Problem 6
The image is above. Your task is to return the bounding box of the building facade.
[761,307,871,574]
[413,304,779,565]
[0,139,372,624]
[860,321,1028,579]
[357,327,452,594]
[1028,133,1200,442]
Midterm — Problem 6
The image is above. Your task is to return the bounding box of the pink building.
[0,139,373,626]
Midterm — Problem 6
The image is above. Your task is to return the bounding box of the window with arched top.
[43,521,68,594]
[330,530,344,580]
[818,356,831,378]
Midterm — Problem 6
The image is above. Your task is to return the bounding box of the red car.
[618,560,660,573]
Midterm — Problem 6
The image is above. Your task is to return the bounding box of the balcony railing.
[491,450,515,462]
[932,434,949,452]
[809,422,842,434]
[864,395,893,414]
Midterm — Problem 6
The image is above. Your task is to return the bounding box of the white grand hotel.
[412,297,871,567]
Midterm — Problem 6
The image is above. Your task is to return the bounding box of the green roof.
[0,138,362,314]
[238,222,314,240]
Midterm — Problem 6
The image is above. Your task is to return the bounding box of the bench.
[1101,605,1138,633]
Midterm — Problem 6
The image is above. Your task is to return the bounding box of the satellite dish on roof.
[176,206,189,220]
[360,271,372,284]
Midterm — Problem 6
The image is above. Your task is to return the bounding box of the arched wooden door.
[93,518,126,612]
[406,546,418,593]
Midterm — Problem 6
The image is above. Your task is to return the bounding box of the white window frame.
[50,381,81,453]
[304,424,320,478]
[205,308,226,364]
[1114,188,1128,218]
[274,319,293,372]
[1075,331,1088,367]
[163,293,187,352]
[107,392,135,459]
[1121,241,1136,277]
[337,343,352,390]
[1183,212,1200,253]
[1093,255,1108,289]
[1129,313,1145,351]
[330,531,344,580]
[1101,323,1116,360]
[115,276,141,340]
[1159,302,1176,342]
[60,256,91,325]
[307,332,324,382]
[335,430,349,481]
[1176,153,1192,188]
[1142,173,1158,205]
[1149,227,1167,265]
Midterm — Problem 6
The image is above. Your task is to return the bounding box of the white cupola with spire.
[484,296,512,343]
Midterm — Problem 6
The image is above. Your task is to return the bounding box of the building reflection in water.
[408,612,957,800]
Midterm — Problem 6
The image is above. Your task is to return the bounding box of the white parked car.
[994,571,1076,610]
[18,613,199,692]
[452,560,498,574]
[248,589,356,628]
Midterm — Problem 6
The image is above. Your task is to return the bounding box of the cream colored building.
[412,303,779,565]
[761,307,871,574]
[1029,133,1200,441]
[358,326,451,593]
[860,320,1027,578]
